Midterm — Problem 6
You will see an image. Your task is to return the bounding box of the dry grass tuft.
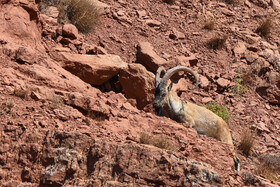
[14,88,30,100]
[256,154,280,182]
[67,0,101,33]
[203,18,215,30]
[163,0,176,5]
[140,133,172,150]
[87,110,108,122]
[39,0,101,32]
[223,0,238,5]
[256,17,273,38]
[239,129,255,156]
[207,35,228,50]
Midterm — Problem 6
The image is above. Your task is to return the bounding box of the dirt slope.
[0,0,279,186]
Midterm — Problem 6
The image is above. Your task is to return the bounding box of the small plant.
[256,17,273,38]
[230,75,248,96]
[163,0,176,4]
[256,155,280,182]
[139,133,151,145]
[152,136,170,149]
[49,95,64,109]
[0,101,14,115]
[206,103,230,121]
[139,133,171,150]
[239,129,255,156]
[14,87,30,100]
[87,110,108,122]
[203,18,215,30]
[67,0,101,33]
[207,35,228,50]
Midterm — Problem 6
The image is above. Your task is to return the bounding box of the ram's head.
[153,66,199,116]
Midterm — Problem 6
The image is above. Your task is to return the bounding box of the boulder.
[60,52,127,85]
[62,24,79,39]
[15,46,37,64]
[217,78,231,88]
[119,63,155,109]
[233,41,246,57]
[136,42,167,72]
[243,50,258,64]
[200,75,210,89]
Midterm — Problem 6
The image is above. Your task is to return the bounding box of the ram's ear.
[168,83,173,92]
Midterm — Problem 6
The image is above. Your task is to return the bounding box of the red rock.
[202,97,213,103]
[59,52,127,85]
[62,24,79,39]
[119,63,155,109]
[43,6,59,18]
[217,78,230,88]
[136,42,167,72]
[15,47,37,64]
[200,75,210,89]
[145,19,161,27]
[233,41,246,57]
[243,50,258,64]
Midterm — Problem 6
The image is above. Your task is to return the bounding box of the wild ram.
[153,66,240,171]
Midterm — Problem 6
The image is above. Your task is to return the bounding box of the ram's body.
[162,90,233,145]
[153,66,239,170]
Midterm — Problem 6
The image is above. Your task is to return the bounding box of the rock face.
[119,63,155,109]
[136,42,167,72]
[256,71,280,105]
[59,52,127,85]
[0,0,43,52]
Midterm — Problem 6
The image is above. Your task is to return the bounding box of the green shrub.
[206,103,230,121]
[230,75,248,96]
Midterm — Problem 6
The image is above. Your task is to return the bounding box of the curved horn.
[155,66,166,87]
[160,66,199,89]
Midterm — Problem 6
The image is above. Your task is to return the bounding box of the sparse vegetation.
[256,154,280,182]
[203,18,215,30]
[256,17,273,38]
[67,0,101,32]
[206,103,230,121]
[223,0,238,5]
[140,133,172,150]
[49,95,64,109]
[163,0,176,5]
[14,87,30,100]
[39,0,101,32]
[239,129,255,156]
[207,35,228,50]
[230,75,248,96]
[0,101,14,115]
[87,110,108,122]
